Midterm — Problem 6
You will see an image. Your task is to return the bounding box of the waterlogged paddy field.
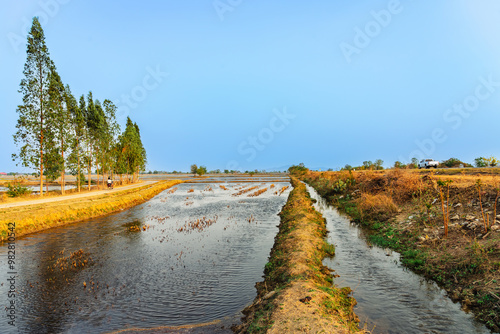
[0,179,291,333]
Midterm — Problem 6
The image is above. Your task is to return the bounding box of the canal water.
[0,180,291,333]
[305,183,492,334]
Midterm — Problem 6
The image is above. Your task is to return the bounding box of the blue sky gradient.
[1,0,500,172]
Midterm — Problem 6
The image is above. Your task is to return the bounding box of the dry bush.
[357,172,387,194]
[385,169,427,203]
[356,193,399,221]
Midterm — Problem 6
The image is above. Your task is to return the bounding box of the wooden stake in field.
[476,179,489,233]
[437,179,452,238]
[493,179,499,228]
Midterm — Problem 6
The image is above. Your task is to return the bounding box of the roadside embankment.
[0,180,183,241]
[300,169,500,332]
[235,177,362,334]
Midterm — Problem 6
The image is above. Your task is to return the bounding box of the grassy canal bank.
[299,169,500,332]
[235,177,363,334]
[0,180,183,241]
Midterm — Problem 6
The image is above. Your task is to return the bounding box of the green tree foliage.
[48,62,71,194]
[374,159,384,170]
[362,161,373,170]
[133,121,146,177]
[12,17,55,196]
[197,166,207,176]
[66,86,85,192]
[288,163,308,175]
[475,157,487,168]
[102,100,120,178]
[13,18,146,193]
[394,161,406,169]
[411,157,419,169]
[440,157,467,168]
[190,164,198,175]
[116,117,146,183]
[474,156,498,167]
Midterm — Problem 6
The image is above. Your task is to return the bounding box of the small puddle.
[305,183,492,334]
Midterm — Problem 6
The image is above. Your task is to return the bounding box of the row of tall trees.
[12,17,146,196]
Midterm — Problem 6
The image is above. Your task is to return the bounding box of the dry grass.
[0,180,184,241]
[248,188,268,197]
[232,186,259,196]
[436,174,500,189]
[355,193,399,221]
[301,169,500,331]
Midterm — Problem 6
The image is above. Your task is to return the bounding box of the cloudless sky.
[1,0,500,172]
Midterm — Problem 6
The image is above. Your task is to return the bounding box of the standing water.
[0,179,291,333]
[305,183,492,334]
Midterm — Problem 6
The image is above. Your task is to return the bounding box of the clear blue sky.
[1,0,500,172]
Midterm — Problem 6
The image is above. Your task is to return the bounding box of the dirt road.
[0,181,157,209]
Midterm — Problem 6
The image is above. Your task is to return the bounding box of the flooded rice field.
[305,183,492,334]
[0,179,291,333]
[188,176,290,183]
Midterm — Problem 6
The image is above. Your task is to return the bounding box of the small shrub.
[323,242,335,257]
[333,179,346,193]
[288,163,309,176]
[6,183,31,197]
[440,157,472,168]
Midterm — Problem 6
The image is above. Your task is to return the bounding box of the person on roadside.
[107,177,113,189]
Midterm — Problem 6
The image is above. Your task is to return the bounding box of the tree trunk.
[101,151,105,188]
[77,138,81,193]
[88,154,91,191]
[39,120,43,196]
[61,138,65,195]
[40,160,44,196]
[39,62,44,197]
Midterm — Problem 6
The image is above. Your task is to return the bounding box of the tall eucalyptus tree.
[13,17,54,196]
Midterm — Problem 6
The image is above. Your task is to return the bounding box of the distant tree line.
[339,156,497,171]
[12,17,146,196]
